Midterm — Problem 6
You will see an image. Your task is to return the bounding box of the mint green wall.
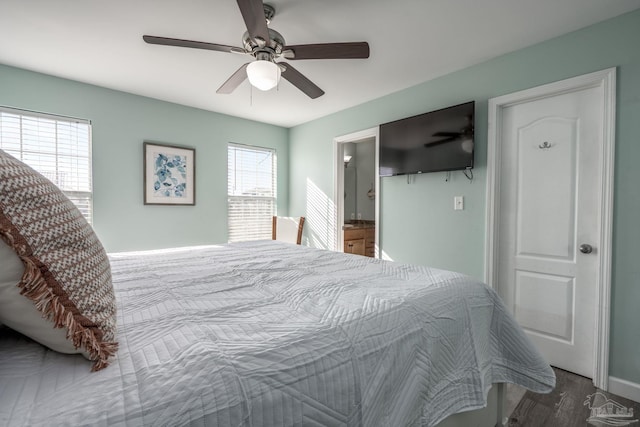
[0,64,289,252]
[289,10,640,384]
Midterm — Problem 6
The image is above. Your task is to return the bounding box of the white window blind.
[0,107,93,223]
[228,143,276,242]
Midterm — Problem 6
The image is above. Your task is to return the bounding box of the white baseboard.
[609,376,640,403]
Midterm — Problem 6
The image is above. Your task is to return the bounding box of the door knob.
[579,244,593,254]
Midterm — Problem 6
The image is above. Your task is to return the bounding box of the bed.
[0,240,555,426]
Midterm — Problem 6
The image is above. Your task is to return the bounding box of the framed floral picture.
[143,142,195,205]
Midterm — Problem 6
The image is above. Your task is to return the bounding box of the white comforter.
[0,241,554,426]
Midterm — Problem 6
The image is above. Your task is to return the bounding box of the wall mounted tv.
[379,101,475,177]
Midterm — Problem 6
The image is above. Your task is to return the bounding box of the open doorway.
[333,127,380,257]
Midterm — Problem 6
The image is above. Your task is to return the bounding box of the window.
[0,107,93,223]
[227,143,277,242]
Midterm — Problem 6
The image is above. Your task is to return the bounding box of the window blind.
[228,143,276,242]
[0,107,93,223]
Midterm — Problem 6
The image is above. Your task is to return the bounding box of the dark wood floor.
[508,368,640,427]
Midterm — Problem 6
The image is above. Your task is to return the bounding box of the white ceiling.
[1,0,639,128]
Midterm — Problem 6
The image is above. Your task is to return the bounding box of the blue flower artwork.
[152,152,188,198]
[144,142,195,205]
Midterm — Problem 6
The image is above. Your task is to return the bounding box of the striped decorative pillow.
[0,149,118,371]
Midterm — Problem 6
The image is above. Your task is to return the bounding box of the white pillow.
[0,238,84,355]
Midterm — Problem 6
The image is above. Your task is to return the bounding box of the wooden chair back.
[272,216,305,245]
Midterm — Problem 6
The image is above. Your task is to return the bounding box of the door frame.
[484,68,616,390]
[333,127,380,255]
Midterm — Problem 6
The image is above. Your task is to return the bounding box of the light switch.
[454,196,464,210]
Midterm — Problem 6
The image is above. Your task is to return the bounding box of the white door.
[497,85,605,378]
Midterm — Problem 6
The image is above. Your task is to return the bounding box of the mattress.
[0,240,555,426]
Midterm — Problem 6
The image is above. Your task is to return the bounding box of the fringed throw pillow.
[0,149,118,371]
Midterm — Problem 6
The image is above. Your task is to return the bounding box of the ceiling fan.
[426,115,474,147]
[143,0,370,99]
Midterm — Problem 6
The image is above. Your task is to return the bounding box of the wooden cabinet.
[364,228,375,258]
[344,238,366,255]
[344,226,375,257]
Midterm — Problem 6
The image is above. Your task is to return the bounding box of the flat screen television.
[379,101,475,176]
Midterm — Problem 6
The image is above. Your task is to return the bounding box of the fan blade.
[143,35,239,53]
[432,131,460,137]
[281,63,324,99]
[236,0,270,46]
[283,42,369,60]
[425,137,456,147]
[216,63,250,94]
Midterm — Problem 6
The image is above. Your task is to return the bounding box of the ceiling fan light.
[246,61,281,91]
[461,138,474,153]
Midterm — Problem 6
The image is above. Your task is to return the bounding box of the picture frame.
[143,142,196,205]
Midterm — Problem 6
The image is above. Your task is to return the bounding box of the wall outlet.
[454,196,464,211]
[357,213,362,220]
[350,213,355,220]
